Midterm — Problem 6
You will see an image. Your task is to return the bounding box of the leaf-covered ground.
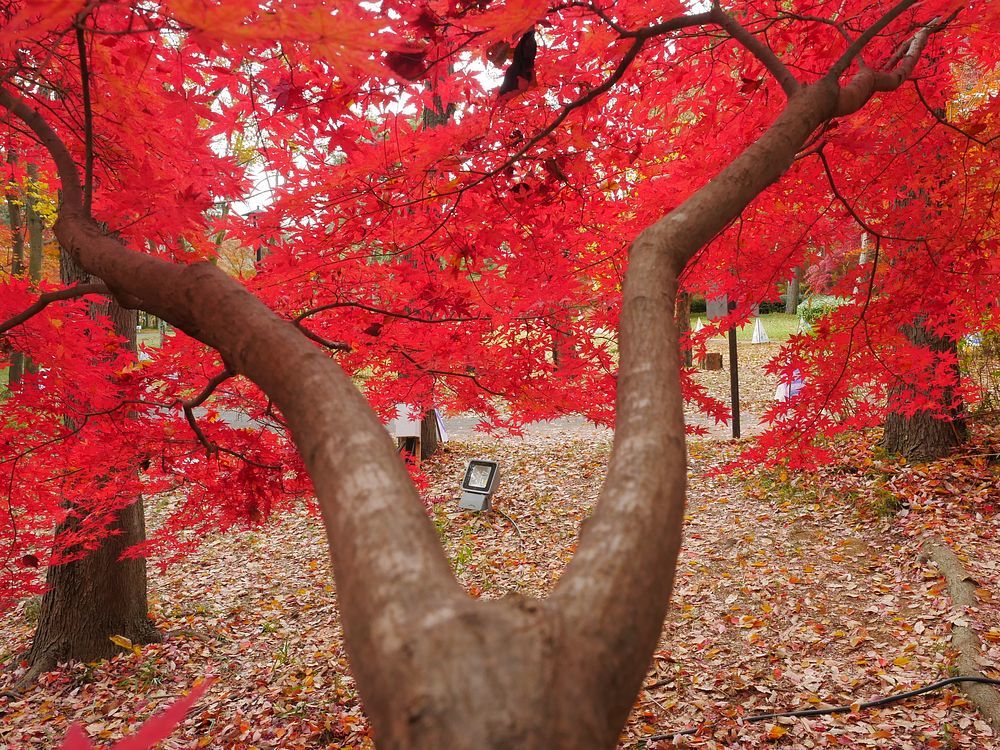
[1,425,997,748]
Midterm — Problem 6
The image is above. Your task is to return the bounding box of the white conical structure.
[751,317,769,344]
[693,317,704,332]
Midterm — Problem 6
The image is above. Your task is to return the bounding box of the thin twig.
[179,369,233,454]
[294,323,352,352]
[913,80,996,147]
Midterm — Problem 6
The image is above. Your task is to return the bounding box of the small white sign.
[389,404,421,438]
[706,295,728,321]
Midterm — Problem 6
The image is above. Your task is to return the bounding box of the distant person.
[774,369,805,401]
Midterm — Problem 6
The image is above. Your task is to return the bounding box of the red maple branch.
[711,2,799,97]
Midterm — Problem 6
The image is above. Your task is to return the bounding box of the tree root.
[923,537,1000,732]
[1,652,56,699]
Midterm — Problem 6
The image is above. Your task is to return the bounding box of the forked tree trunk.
[884,320,966,461]
[21,249,159,679]
[1,11,939,743]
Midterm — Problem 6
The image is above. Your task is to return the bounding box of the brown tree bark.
[0,4,942,743]
[884,320,966,461]
[19,247,159,682]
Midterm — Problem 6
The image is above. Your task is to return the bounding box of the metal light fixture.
[458,459,499,511]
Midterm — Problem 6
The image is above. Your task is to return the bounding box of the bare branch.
[296,300,485,325]
[826,0,920,79]
[0,86,84,208]
[294,323,352,352]
[397,349,505,397]
[777,12,852,44]
[183,368,234,410]
[0,282,108,335]
[711,4,799,97]
[176,369,280,469]
[913,80,997,147]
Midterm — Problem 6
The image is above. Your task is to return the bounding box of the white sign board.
[706,295,729,321]
[389,403,421,438]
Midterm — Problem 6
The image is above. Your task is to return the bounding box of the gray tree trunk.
[5,156,26,385]
[785,265,803,314]
[675,291,693,367]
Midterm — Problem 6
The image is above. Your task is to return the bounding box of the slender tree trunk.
[785,265,803,314]
[675,291,693,367]
[884,319,967,461]
[25,164,44,283]
[416,83,455,458]
[5,155,26,385]
[20,247,159,681]
[21,164,46,377]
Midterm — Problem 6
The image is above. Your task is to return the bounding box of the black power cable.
[640,675,1000,745]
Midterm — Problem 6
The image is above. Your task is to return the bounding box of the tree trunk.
[414,84,455,460]
[785,265,803,314]
[21,247,159,680]
[420,410,439,459]
[21,164,46,376]
[25,165,44,283]
[883,320,967,461]
[675,291,693,367]
[5,156,26,385]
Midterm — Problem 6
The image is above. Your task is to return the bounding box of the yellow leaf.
[109,635,133,650]
[767,724,788,739]
[892,656,911,667]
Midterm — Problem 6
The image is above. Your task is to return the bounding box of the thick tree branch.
[833,17,939,116]
[549,79,846,743]
[0,282,108,335]
[0,87,84,207]
[711,3,799,97]
[826,0,919,79]
[0,83,469,745]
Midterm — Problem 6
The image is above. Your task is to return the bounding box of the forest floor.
[1,340,998,748]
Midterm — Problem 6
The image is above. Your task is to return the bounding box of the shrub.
[796,295,847,324]
[960,331,1000,419]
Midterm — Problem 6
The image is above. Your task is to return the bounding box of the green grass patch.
[692,312,802,343]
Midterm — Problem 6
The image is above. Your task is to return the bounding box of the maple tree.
[1,0,998,746]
